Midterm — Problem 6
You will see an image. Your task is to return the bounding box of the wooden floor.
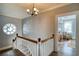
[50,40,76,56]
[58,40,76,56]
[0,49,25,56]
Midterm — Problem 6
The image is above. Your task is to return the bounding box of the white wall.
[75,11,79,56]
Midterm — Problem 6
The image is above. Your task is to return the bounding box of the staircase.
[0,49,25,56]
[18,45,32,56]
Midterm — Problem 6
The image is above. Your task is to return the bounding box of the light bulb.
[34,8,37,11]
[27,9,30,12]
[35,12,38,15]
[36,9,39,12]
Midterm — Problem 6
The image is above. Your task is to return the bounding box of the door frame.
[55,11,77,39]
[55,11,79,55]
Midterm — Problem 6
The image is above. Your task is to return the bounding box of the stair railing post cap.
[38,38,41,42]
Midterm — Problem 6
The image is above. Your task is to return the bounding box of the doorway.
[57,14,76,56]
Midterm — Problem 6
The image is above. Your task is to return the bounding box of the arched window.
[3,23,16,35]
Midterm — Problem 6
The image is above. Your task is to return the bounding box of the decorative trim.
[0,4,71,19]
[0,45,12,52]
[40,4,71,13]
[0,14,22,20]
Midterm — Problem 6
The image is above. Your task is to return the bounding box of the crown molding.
[40,4,71,14]
[0,14,23,19]
[0,4,71,19]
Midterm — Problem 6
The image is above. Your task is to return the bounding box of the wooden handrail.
[16,34,54,44]
[41,34,54,43]
[16,34,37,44]
[41,37,53,43]
[14,34,55,56]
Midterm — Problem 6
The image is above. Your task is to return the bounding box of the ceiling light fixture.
[26,3,39,16]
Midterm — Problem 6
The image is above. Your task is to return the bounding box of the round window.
[3,23,16,35]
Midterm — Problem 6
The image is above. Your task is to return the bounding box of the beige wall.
[23,12,55,40]
[22,11,55,56]
[22,4,79,56]
[51,3,79,56]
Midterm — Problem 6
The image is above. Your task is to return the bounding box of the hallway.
[0,3,79,56]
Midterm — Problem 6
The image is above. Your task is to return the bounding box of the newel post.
[12,34,18,49]
[15,33,18,49]
[16,33,18,37]
[52,34,57,53]
[37,38,41,56]
[12,33,18,49]
[12,37,17,49]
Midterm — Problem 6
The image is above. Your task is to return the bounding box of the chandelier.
[26,3,39,16]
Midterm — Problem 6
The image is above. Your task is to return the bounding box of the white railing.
[12,34,57,56]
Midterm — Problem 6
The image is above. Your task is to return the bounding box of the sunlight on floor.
[57,40,76,56]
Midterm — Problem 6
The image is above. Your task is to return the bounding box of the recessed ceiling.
[16,3,70,13]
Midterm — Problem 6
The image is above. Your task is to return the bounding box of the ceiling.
[0,3,70,19]
[16,3,70,13]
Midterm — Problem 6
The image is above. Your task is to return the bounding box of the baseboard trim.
[0,45,12,52]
